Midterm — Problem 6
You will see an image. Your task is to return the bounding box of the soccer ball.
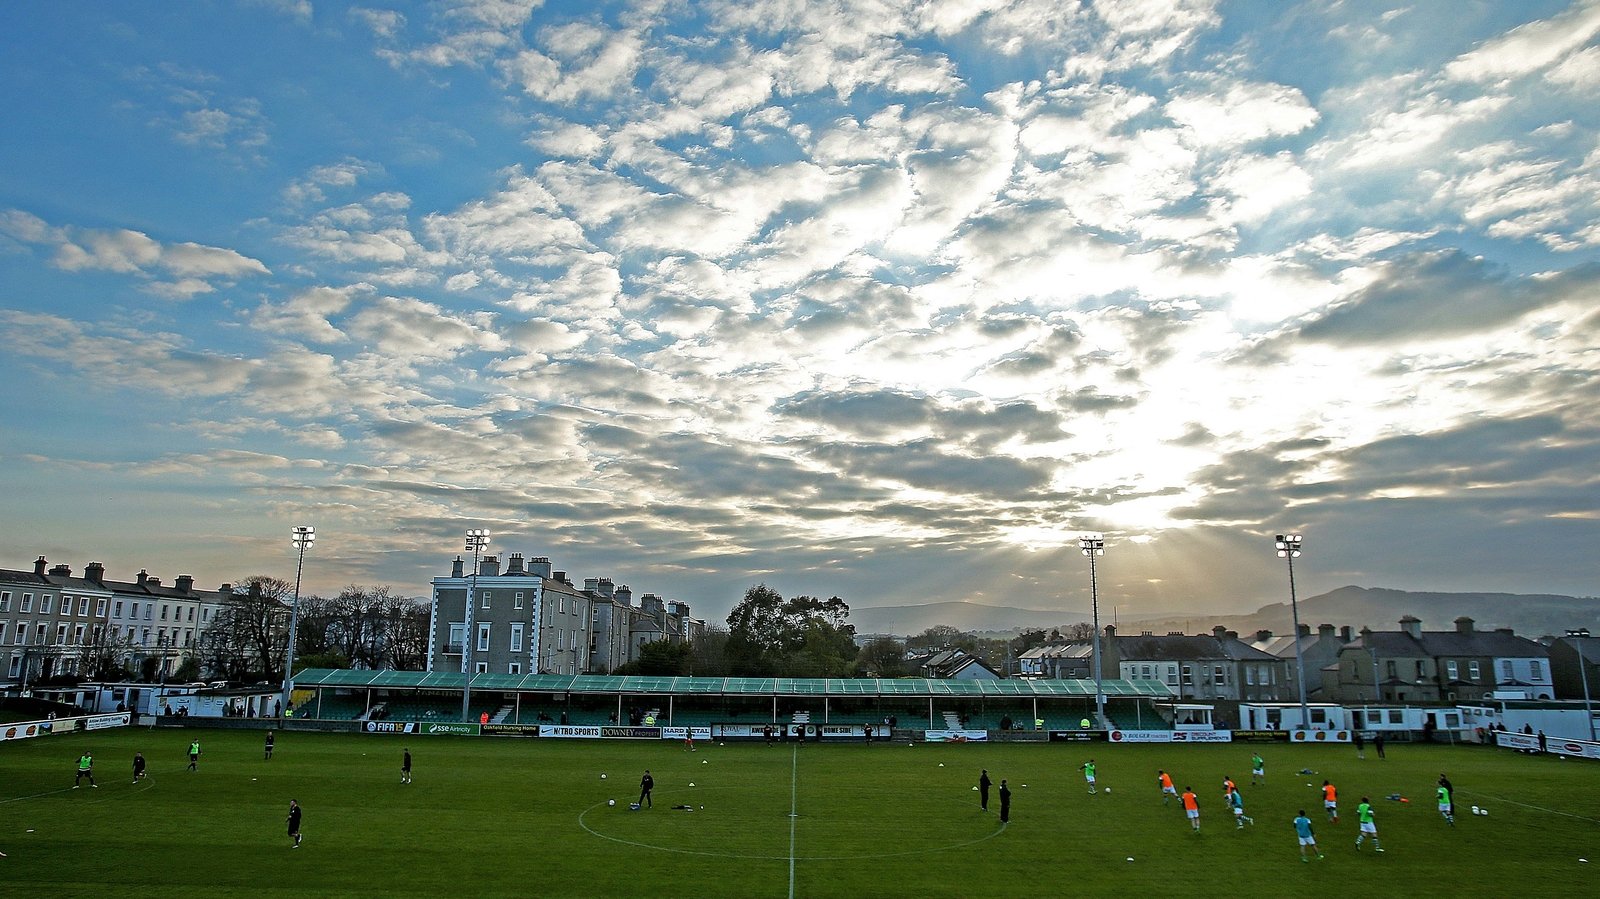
[689,782,696,787]
[600,774,607,779]
[1126,857,1134,862]
[1105,787,1111,793]
[1480,808,1489,817]
[1471,806,1480,815]
[608,799,616,807]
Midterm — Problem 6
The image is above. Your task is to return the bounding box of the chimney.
[614,585,633,607]
[249,581,263,599]
[220,583,234,598]
[1340,626,1352,642]
[1225,630,1239,641]
[1494,627,1515,636]
[1104,624,1116,639]
[50,563,72,577]
[451,557,465,578]
[1297,623,1311,637]
[479,555,500,577]
[584,577,600,593]
[1254,630,1273,642]
[530,557,553,578]
[147,576,162,587]
[641,593,663,615]
[34,556,47,577]
[1141,630,1154,636]
[85,562,105,583]
[1167,631,1184,636]
[175,575,194,593]
[1399,616,1422,638]
[554,571,567,584]
[598,578,614,599]
[137,569,149,586]
[1318,624,1335,640]
[1455,616,1475,634]
[1213,625,1228,639]
[506,553,525,575]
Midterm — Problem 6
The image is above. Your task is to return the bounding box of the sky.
[2,0,1599,628]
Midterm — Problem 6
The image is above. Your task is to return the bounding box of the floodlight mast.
[1079,535,1107,724]
[281,526,315,719]
[1275,534,1310,731]
[462,529,491,722]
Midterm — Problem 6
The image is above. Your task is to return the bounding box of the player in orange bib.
[1223,775,1236,797]
[1322,780,1338,823]
[1182,787,1201,832]
[1158,770,1177,805]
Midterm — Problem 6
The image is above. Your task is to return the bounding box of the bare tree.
[199,576,291,681]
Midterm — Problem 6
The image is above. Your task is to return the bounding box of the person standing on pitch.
[1322,780,1338,823]
[132,752,146,783]
[1355,797,1383,851]
[1436,783,1454,826]
[401,748,413,784]
[1158,770,1176,805]
[74,750,97,788]
[287,799,303,848]
[1251,753,1265,785]
[639,769,654,808]
[1353,731,1366,759]
[998,779,1011,824]
[1081,759,1097,794]
[187,739,201,771]
[264,731,275,761]
[1294,810,1323,862]
[979,769,992,811]
[1182,787,1201,832]
[1373,732,1385,759]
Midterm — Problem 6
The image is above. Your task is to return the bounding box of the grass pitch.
[2,727,1596,897]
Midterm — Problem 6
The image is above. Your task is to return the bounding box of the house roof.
[1347,629,1548,659]
[1112,634,1278,663]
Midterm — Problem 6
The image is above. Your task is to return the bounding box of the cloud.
[1443,0,1600,83]
[1297,251,1600,346]
[1,210,269,298]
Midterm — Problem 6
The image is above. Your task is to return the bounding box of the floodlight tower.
[1275,534,1311,730]
[281,525,315,718]
[1079,534,1107,724]
[461,528,491,721]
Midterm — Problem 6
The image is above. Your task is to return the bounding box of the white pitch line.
[1456,789,1600,824]
[788,744,798,899]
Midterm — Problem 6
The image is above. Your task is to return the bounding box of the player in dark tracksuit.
[639,770,654,808]
[979,769,992,810]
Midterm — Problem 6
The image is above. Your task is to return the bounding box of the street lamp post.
[1568,630,1596,741]
[281,525,315,719]
[1275,534,1311,730]
[461,529,491,722]
[1079,534,1106,724]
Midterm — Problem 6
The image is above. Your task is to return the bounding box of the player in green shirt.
[74,751,97,788]
[1081,759,1097,794]
[1251,753,1265,785]
[1355,797,1384,852]
[187,739,201,771]
[1436,785,1454,826]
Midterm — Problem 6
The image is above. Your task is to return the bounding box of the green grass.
[2,728,1596,897]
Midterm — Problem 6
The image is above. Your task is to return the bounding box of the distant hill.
[1122,586,1600,641]
[849,586,1600,640]
[850,601,1086,636]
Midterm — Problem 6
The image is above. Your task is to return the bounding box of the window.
[475,662,488,674]
[1415,661,1426,679]
[0,624,6,644]
[481,591,491,611]
[115,601,124,618]
[56,624,68,645]
[158,628,167,646]
[1245,666,1255,685]
[7,655,18,677]
[1182,665,1193,686]
[60,595,73,616]
[79,597,90,616]
[509,662,521,675]
[1388,709,1403,724]
[1166,667,1179,686]
[92,625,103,642]
[449,623,465,651]
[40,595,52,614]
[1214,665,1226,684]
[1531,660,1543,680]
[202,608,210,622]
[96,599,107,616]
[184,629,193,645]
[140,627,150,645]
[1468,660,1480,680]
[1446,660,1458,680]
[188,607,194,621]
[1501,660,1514,681]
[1141,664,1152,679]
[22,594,34,612]
[35,624,47,644]
[510,623,524,653]
[0,591,9,611]
[1386,661,1397,679]
[15,626,26,645]
[477,623,491,652]
[161,604,169,620]
[73,624,85,644]
[144,605,152,620]
[514,592,524,610]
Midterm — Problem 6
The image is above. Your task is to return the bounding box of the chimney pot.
[1318,623,1335,637]
[1340,626,1352,642]
[50,563,72,577]
[479,555,500,577]
[85,562,106,583]
[34,556,47,577]
[1297,623,1310,637]
[1254,630,1273,642]
[176,574,194,593]
[137,569,149,586]
[1213,625,1227,638]
[452,557,465,578]
[530,557,553,578]
[1455,616,1475,634]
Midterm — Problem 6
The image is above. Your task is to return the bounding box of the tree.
[199,576,291,682]
[725,586,858,676]
[614,639,693,676]
[906,625,975,653]
[855,636,907,677]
